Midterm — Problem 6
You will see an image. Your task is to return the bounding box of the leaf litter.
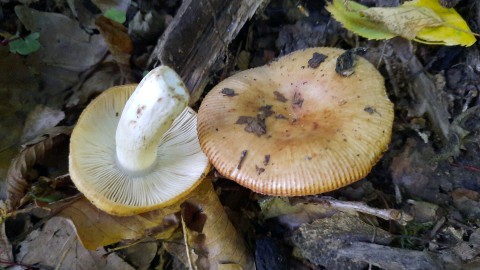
[2,0,480,269]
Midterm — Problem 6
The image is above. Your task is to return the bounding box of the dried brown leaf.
[16,216,134,270]
[58,197,181,250]
[15,6,108,94]
[95,15,133,82]
[6,126,72,210]
[58,178,253,269]
[167,179,255,270]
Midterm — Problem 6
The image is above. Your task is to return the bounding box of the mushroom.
[69,66,210,216]
[197,47,394,196]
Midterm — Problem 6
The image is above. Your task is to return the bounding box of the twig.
[429,216,446,239]
[105,238,145,254]
[376,41,388,69]
[296,196,412,225]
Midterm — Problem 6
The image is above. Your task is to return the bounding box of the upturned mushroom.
[69,66,254,269]
[69,66,210,215]
[197,47,394,196]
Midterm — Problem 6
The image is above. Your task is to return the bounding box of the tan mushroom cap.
[197,47,394,196]
[70,85,210,216]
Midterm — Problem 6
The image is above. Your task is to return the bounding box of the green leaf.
[325,0,395,40]
[9,32,41,55]
[104,8,126,24]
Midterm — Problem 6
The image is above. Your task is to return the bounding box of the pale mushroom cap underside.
[197,47,394,196]
[70,85,209,215]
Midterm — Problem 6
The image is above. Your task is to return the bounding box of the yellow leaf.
[325,0,395,40]
[174,178,255,269]
[59,196,181,250]
[327,0,477,46]
[59,179,255,269]
[404,0,476,46]
[360,6,442,40]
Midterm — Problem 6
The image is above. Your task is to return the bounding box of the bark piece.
[338,242,460,270]
[391,39,451,142]
[149,0,267,105]
[292,212,392,270]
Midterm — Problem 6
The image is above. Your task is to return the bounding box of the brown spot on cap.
[274,91,288,103]
[308,52,328,69]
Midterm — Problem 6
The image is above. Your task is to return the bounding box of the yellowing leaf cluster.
[326,0,476,46]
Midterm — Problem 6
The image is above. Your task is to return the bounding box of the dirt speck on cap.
[308,52,328,69]
[221,88,238,97]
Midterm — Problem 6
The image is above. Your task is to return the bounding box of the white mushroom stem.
[115,66,190,173]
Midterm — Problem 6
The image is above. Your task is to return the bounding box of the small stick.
[295,196,413,225]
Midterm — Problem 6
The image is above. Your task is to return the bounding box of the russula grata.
[197,47,394,196]
[69,66,210,215]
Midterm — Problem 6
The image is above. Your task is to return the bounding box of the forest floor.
[1,0,480,269]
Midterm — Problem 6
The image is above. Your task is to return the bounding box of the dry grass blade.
[6,126,73,211]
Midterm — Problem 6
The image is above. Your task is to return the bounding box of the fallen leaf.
[16,216,135,270]
[326,0,476,46]
[166,178,255,270]
[15,5,108,94]
[8,32,41,55]
[66,62,122,108]
[325,0,395,41]
[451,188,480,220]
[0,46,39,191]
[96,16,133,58]
[20,105,65,143]
[58,196,180,250]
[404,0,477,46]
[95,15,134,81]
[58,178,253,270]
[92,0,130,14]
[104,8,127,24]
[6,126,72,210]
[360,6,442,40]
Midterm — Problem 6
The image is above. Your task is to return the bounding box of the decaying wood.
[338,242,459,270]
[391,40,451,143]
[148,0,267,105]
